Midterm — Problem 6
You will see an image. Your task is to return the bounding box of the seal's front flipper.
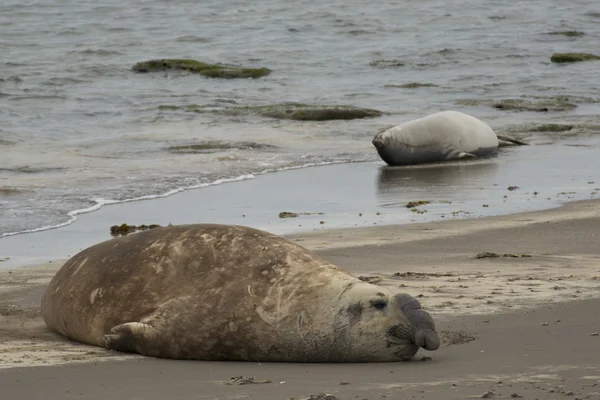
[496,134,528,146]
[102,322,162,357]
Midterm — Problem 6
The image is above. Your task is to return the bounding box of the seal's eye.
[371,299,387,310]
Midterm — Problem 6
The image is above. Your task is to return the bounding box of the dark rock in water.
[369,59,405,68]
[550,52,600,63]
[385,82,438,89]
[132,59,272,78]
[258,103,382,121]
[528,124,573,132]
[456,98,577,112]
[168,141,278,154]
[110,223,161,236]
[547,31,585,37]
[158,102,382,121]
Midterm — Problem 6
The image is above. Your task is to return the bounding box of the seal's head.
[337,283,440,362]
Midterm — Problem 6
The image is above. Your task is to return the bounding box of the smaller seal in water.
[372,110,526,166]
[41,224,440,362]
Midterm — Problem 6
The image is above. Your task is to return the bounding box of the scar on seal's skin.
[337,281,357,299]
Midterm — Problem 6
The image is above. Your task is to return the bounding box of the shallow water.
[1,0,600,236]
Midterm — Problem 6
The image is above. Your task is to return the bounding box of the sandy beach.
[1,199,599,399]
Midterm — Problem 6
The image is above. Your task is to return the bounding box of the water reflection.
[376,159,500,206]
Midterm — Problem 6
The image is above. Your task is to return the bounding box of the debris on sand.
[291,395,339,400]
[109,223,161,236]
[507,186,519,191]
[475,252,532,259]
[392,271,455,279]
[279,212,298,218]
[405,200,430,208]
[358,276,383,284]
[481,390,496,398]
[224,376,272,385]
[279,211,325,218]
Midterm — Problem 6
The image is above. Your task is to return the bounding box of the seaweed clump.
[110,223,161,236]
[132,59,272,79]
[548,31,585,37]
[456,98,577,112]
[550,53,600,63]
[258,103,382,121]
[528,124,573,132]
[405,200,430,208]
[158,102,382,121]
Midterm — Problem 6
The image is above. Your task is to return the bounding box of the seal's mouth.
[386,339,419,361]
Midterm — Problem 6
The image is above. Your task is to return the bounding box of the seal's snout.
[392,293,440,351]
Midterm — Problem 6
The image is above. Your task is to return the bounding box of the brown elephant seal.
[372,110,527,166]
[41,224,440,362]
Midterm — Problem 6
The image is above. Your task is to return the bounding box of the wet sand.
[1,200,600,399]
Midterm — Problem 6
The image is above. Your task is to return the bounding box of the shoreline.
[1,141,599,269]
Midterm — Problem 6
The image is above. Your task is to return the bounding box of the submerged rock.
[257,103,382,121]
[369,59,405,68]
[385,82,438,89]
[168,141,278,154]
[132,59,272,78]
[550,52,600,63]
[547,31,585,37]
[528,124,573,132]
[456,98,577,112]
[158,102,382,121]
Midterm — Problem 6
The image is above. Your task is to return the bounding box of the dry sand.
[1,200,599,399]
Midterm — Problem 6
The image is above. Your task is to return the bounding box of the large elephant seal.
[372,110,526,166]
[41,224,440,362]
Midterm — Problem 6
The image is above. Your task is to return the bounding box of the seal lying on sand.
[42,224,439,362]
[372,110,527,166]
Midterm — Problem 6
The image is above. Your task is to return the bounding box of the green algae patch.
[528,124,574,132]
[168,141,278,154]
[158,102,382,121]
[369,59,405,68]
[550,53,600,63]
[132,59,272,79]
[548,31,585,37]
[0,187,27,196]
[257,103,382,121]
[110,223,161,236]
[385,83,438,89]
[456,98,577,112]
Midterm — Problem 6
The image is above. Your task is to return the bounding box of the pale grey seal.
[372,110,526,166]
[41,224,440,362]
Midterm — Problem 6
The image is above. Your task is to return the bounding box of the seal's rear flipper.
[446,150,477,160]
[496,134,528,146]
[102,322,162,357]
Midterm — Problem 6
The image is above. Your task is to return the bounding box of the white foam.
[0,159,364,239]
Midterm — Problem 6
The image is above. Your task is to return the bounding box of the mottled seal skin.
[41,224,440,362]
[372,110,525,166]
